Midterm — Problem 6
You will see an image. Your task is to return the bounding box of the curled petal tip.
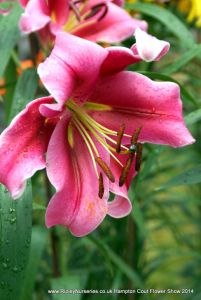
[132,27,170,62]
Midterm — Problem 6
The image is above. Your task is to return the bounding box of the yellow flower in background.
[127,0,201,27]
[178,0,201,26]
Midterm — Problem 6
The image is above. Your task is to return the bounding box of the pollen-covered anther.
[135,143,143,172]
[84,3,108,21]
[131,126,142,145]
[98,172,104,199]
[95,157,115,183]
[116,123,125,153]
[119,153,134,187]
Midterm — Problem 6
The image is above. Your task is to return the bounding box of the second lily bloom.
[19,0,147,44]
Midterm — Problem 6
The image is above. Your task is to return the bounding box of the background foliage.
[0,1,201,299]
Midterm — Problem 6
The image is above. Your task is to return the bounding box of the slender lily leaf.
[9,68,38,122]
[185,109,201,125]
[163,44,201,75]
[21,226,48,300]
[0,3,22,77]
[0,182,32,300]
[126,3,195,48]
[86,236,143,287]
[156,164,201,190]
[4,59,17,122]
[130,195,148,239]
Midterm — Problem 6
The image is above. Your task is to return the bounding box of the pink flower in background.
[19,0,29,6]
[0,0,13,15]
[0,29,195,236]
[19,0,147,43]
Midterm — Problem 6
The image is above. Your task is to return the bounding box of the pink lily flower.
[0,29,195,236]
[19,0,147,43]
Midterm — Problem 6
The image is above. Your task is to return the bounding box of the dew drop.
[10,217,16,224]
[12,266,18,273]
[2,263,8,269]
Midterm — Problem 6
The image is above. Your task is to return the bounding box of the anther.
[135,143,143,172]
[131,126,142,145]
[95,157,115,183]
[84,3,108,21]
[98,172,104,199]
[116,123,125,153]
[119,153,134,187]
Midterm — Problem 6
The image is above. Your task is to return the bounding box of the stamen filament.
[73,118,99,178]
[73,116,99,157]
[67,100,124,166]
[69,1,81,21]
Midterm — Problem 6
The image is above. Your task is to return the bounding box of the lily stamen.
[131,126,142,145]
[135,143,143,172]
[98,172,104,199]
[95,157,115,183]
[119,153,134,187]
[116,123,125,153]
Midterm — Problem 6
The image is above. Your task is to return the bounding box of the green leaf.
[86,236,143,287]
[162,44,201,75]
[9,68,38,122]
[0,182,32,300]
[0,3,22,77]
[156,164,201,190]
[21,226,48,300]
[185,108,201,125]
[138,71,197,106]
[32,202,46,211]
[4,58,17,122]
[126,3,195,48]
[130,194,148,239]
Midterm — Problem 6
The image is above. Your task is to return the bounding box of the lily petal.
[19,0,51,33]
[101,46,141,75]
[108,156,132,218]
[46,116,110,237]
[0,96,54,199]
[132,27,170,62]
[38,32,108,105]
[90,71,195,147]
